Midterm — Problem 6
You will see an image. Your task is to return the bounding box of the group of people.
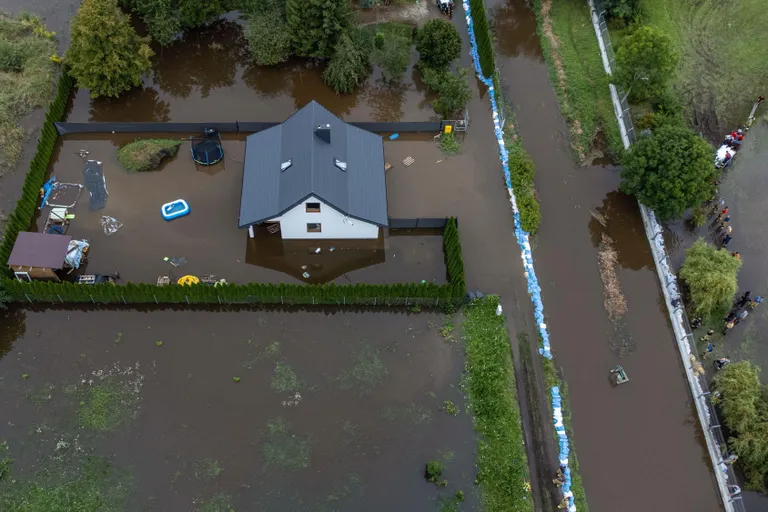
[720,129,745,166]
[709,202,735,247]
[552,465,572,509]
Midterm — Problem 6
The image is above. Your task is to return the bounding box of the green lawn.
[637,0,768,134]
[534,0,621,162]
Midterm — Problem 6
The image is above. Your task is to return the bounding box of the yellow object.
[444,125,453,134]
[177,275,199,285]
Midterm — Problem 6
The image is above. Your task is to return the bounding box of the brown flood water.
[67,17,439,124]
[489,0,722,509]
[0,306,477,510]
[35,135,446,285]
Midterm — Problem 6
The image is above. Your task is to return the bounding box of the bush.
[620,123,715,220]
[679,239,742,321]
[467,0,494,77]
[602,0,640,22]
[615,25,678,102]
[425,460,442,482]
[67,0,153,98]
[287,0,351,58]
[245,11,292,66]
[438,132,461,156]
[432,68,472,118]
[415,19,461,70]
[372,31,410,83]
[323,33,368,94]
[713,361,768,491]
[507,143,540,234]
[0,39,24,72]
[117,139,182,172]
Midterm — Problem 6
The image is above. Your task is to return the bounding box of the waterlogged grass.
[271,362,302,393]
[76,365,144,432]
[380,403,433,425]
[463,296,533,511]
[533,0,621,161]
[117,139,182,172]
[193,458,223,482]
[0,12,57,176]
[557,380,588,511]
[196,491,233,512]
[263,417,312,470]
[314,473,364,511]
[0,443,133,512]
[337,343,388,394]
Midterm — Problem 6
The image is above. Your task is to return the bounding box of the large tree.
[619,123,715,220]
[415,19,461,70]
[68,0,153,98]
[679,238,741,320]
[286,0,351,58]
[615,25,678,101]
[245,10,291,66]
[713,361,768,491]
[322,33,367,94]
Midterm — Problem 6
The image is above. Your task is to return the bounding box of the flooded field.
[35,135,446,285]
[0,307,476,511]
[489,0,723,509]
[67,18,439,124]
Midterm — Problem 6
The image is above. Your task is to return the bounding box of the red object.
[725,152,732,160]
[731,131,744,141]
[722,208,729,215]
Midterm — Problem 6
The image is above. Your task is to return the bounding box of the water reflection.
[88,86,171,122]
[588,191,653,271]
[0,307,27,360]
[491,0,542,58]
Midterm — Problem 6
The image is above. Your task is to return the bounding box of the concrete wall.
[269,196,380,240]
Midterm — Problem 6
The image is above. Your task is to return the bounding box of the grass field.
[534,0,621,162]
[0,13,57,176]
[636,0,768,138]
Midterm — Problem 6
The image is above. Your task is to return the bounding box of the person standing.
[737,291,752,308]
[722,234,733,247]
[715,357,731,370]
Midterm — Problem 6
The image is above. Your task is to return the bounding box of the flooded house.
[239,101,388,240]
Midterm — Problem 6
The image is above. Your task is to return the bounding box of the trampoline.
[190,128,224,165]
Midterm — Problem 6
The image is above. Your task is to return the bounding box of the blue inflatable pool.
[161,199,190,220]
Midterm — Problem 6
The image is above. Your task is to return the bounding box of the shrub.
[117,139,183,172]
[372,31,410,83]
[425,460,442,482]
[467,0,493,77]
[679,238,742,321]
[287,0,351,58]
[438,132,461,156]
[415,19,461,70]
[323,33,368,94]
[432,68,472,118]
[0,39,24,72]
[507,144,540,234]
[620,123,715,220]
[602,0,640,22]
[615,25,678,102]
[67,0,153,98]
[245,11,292,66]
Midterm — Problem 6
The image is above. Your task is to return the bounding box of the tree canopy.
[713,361,768,491]
[619,123,715,220]
[322,33,367,94]
[245,10,291,66]
[415,19,461,70]
[615,25,678,101]
[679,238,741,320]
[120,0,225,45]
[68,0,153,98]
[287,0,351,58]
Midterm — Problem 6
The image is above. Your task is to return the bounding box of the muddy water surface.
[37,135,446,285]
[490,0,722,509]
[0,307,476,511]
[68,19,438,124]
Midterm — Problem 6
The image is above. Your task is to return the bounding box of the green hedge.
[0,71,73,274]
[4,219,466,305]
[468,0,494,78]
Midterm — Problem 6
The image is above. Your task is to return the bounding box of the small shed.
[8,232,72,281]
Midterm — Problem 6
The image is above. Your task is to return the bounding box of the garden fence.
[587,2,744,509]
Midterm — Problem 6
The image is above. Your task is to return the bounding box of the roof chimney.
[315,124,331,144]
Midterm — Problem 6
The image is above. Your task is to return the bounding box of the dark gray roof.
[239,101,388,228]
[8,232,72,269]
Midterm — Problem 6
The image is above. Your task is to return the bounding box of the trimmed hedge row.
[0,71,74,274]
[4,217,466,305]
[468,0,495,78]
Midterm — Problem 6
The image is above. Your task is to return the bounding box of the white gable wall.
[268,196,379,239]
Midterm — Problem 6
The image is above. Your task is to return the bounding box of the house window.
[280,159,292,171]
[306,202,321,213]
[334,158,347,171]
[307,223,322,233]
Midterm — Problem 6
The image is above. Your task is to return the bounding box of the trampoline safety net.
[191,128,224,165]
[83,160,108,210]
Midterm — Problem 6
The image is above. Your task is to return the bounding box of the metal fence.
[388,217,453,229]
[590,2,745,509]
